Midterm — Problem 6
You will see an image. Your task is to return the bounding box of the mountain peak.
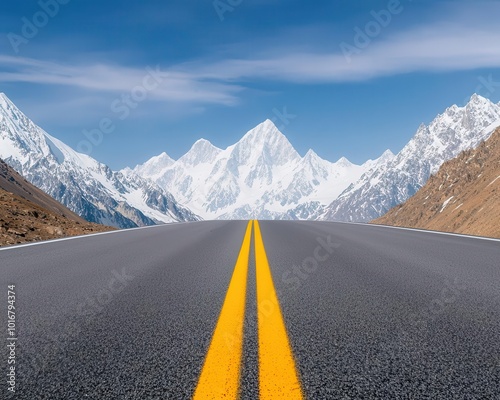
[444,94,491,116]
[192,138,217,149]
[380,149,395,159]
[188,138,220,154]
[233,120,301,165]
[262,118,279,129]
[335,156,353,167]
[241,119,288,144]
[134,152,175,174]
[465,93,495,110]
[469,93,487,103]
[361,149,394,171]
[153,151,175,164]
[240,119,282,144]
[131,151,175,179]
[0,92,14,109]
[180,137,221,165]
[304,148,319,159]
[303,149,328,166]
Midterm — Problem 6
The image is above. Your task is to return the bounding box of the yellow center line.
[193,220,253,399]
[193,220,304,399]
[254,220,304,399]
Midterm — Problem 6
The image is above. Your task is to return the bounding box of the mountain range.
[0,93,200,228]
[322,94,500,221]
[130,119,394,220]
[373,127,500,238]
[1,92,499,227]
[134,94,500,221]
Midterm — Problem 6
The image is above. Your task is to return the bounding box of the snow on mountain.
[322,94,500,222]
[0,93,200,228]
[132,152,175,181]
[362,149,395,171]
[5,90,493,225]
[132,119,389,220]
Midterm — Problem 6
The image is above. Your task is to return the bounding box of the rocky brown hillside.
[0,159,114,247]
[373,128,500,239]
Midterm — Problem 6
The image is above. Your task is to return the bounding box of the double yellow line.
[193,220,303,399]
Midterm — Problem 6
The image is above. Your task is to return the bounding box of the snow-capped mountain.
[4,91,494,226]
[0,93,200,228]
[132,119,393,220]
[322,94,500,222]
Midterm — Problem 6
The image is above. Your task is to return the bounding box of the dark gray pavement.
[259,221,500,399]
[1,221,499,399]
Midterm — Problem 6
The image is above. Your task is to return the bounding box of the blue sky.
[1,0,500,169]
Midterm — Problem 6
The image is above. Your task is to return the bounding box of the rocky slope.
[1,158,84,222]
[373,128,500,238]
[322,94,500,222]
[0,158,114,247]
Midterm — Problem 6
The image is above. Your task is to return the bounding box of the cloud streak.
[1,3,500,107]
[186,16,500,83]
[0,55,242,106]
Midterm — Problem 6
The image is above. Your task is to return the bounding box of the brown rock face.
[0,158,114,247]
[373,128,500,239]
[0,158,86,222]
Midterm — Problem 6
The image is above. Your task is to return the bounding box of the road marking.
[0,221,201,252]
[194,220,304,398]
[325,220,500,242]
[254,220,304,399]
[193,220,253,399]
[365,222,500,242]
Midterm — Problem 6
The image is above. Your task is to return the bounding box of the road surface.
[1,220,499,399]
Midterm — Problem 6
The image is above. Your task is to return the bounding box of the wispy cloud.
[0,55,242,106]
[185,6,500,83]
[1,2,500,108]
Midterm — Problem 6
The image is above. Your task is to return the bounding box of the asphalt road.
[1,220,499,399]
